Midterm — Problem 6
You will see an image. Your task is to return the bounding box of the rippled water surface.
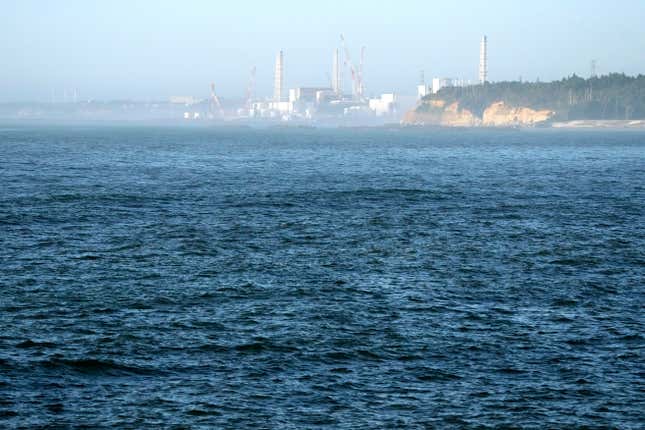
[1,125,644,429]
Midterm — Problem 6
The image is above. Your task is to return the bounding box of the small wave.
[186,408,222,417]
[16,339,57,349]
[127,302,153,310]
[75,254,101,261]
[576,388,599,397]
[565,337,596,346]
[46,403,65,413]
[618,334,642,342]
[0,215,23,226]
[233,341,299,354]
[550,258,598,266]
[415,367,462,381]
[90,307,116,314]
[323,350,383,362]
[550,315,575,323]
[396,354,424,362]
[197,343,228,352]
[41,358,166,376]
[356,349,382,360]
[497,367,527,375]
[552,297,579,307]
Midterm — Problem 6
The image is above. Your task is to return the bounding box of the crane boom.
[340,34,367,101]
[340,34,360,100]
[244,66,256,109]
[358,46,365,99]
[210,83,224,117]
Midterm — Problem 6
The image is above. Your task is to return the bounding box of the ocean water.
[0,124,643,429]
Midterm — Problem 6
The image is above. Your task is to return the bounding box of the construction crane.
[244,66,256,110]
[358,46,366,99]
[340,34,363,101]
[209,83,224,118]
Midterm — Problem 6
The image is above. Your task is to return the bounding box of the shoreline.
[551,120,645,129]
[3,117,645,131]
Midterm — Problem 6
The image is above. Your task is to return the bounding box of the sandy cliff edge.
[403,100,555,127]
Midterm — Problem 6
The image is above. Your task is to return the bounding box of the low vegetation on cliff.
[419,73,645,121]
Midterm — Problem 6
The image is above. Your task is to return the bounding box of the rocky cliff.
[403,100,555,127]
[482,102,554,126]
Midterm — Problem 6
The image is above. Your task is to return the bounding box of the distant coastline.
[404,73,645,128]
[551,120,645,129]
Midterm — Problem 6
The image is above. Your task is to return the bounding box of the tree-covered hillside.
[421,74,645,120]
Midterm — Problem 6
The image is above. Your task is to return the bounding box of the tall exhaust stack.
[479,36,488,84]
[332,49,342,96]
[274,50,284,102]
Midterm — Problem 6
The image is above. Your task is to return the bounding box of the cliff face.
[403,100,555,127]
[442,102,480,127]
[403,100,480,127]
[482,102,554,126]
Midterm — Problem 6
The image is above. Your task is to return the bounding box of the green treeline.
[421,74,645,120]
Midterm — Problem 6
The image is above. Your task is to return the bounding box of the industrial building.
[432,78,453,94]
[332,49,342,96]
[368,94,397,116]
[183,33,493,123]
[242,42,401,122]
[415,35,487,99]
[417,84,430,99]
[169,96,202,105]
[274,50,284,102]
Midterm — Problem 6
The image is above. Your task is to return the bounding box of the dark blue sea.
[1,124,643,429]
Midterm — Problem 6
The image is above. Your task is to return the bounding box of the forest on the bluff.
[420,74,645,120]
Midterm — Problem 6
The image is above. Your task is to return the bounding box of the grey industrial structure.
[179,35,490,122]
[479,35,488,84]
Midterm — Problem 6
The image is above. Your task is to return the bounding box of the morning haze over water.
[0,1,644,429]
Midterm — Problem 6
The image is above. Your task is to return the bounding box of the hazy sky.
[2,0,645,102]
